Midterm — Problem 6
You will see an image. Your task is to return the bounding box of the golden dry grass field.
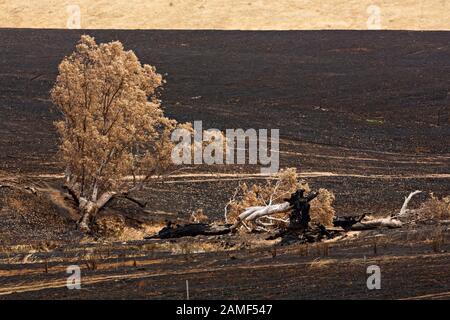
[0,0,449,30]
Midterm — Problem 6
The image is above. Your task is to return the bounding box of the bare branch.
[398,190,422,217]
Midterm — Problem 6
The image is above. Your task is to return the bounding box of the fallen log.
[144,215,401,241]
[145,188,418,240]
[333,191,423,231]
[333,214,366,231]
[351,217,402,230]
[145,223,232,239]
[230,202,291,231]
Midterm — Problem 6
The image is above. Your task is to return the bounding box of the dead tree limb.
[398,190,422,217]
[333,214,366,231]
[351,217,402,230]
[230,202,291,231]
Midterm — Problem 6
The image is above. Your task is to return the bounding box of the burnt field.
[0,29,449,299]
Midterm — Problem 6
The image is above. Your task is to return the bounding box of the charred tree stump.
[270,189,333,244]
[284,189,318,230]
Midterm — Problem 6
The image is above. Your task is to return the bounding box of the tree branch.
[398,190,422,217]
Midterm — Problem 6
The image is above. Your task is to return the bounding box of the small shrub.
[419,194,450,221]
[310,188,336,227]
[93,214,126,238]
[190,209,209,223]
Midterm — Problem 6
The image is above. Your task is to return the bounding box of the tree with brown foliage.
[51,35,189,231]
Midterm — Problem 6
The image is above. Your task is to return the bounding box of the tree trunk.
[230,202,291,231]
[75,190,145,232]
[78,201,99,232]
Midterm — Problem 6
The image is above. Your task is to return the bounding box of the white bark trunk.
[78,191,117,232]
[231,202,291,230]
[78,200,98,232]
[91,184,99,202]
